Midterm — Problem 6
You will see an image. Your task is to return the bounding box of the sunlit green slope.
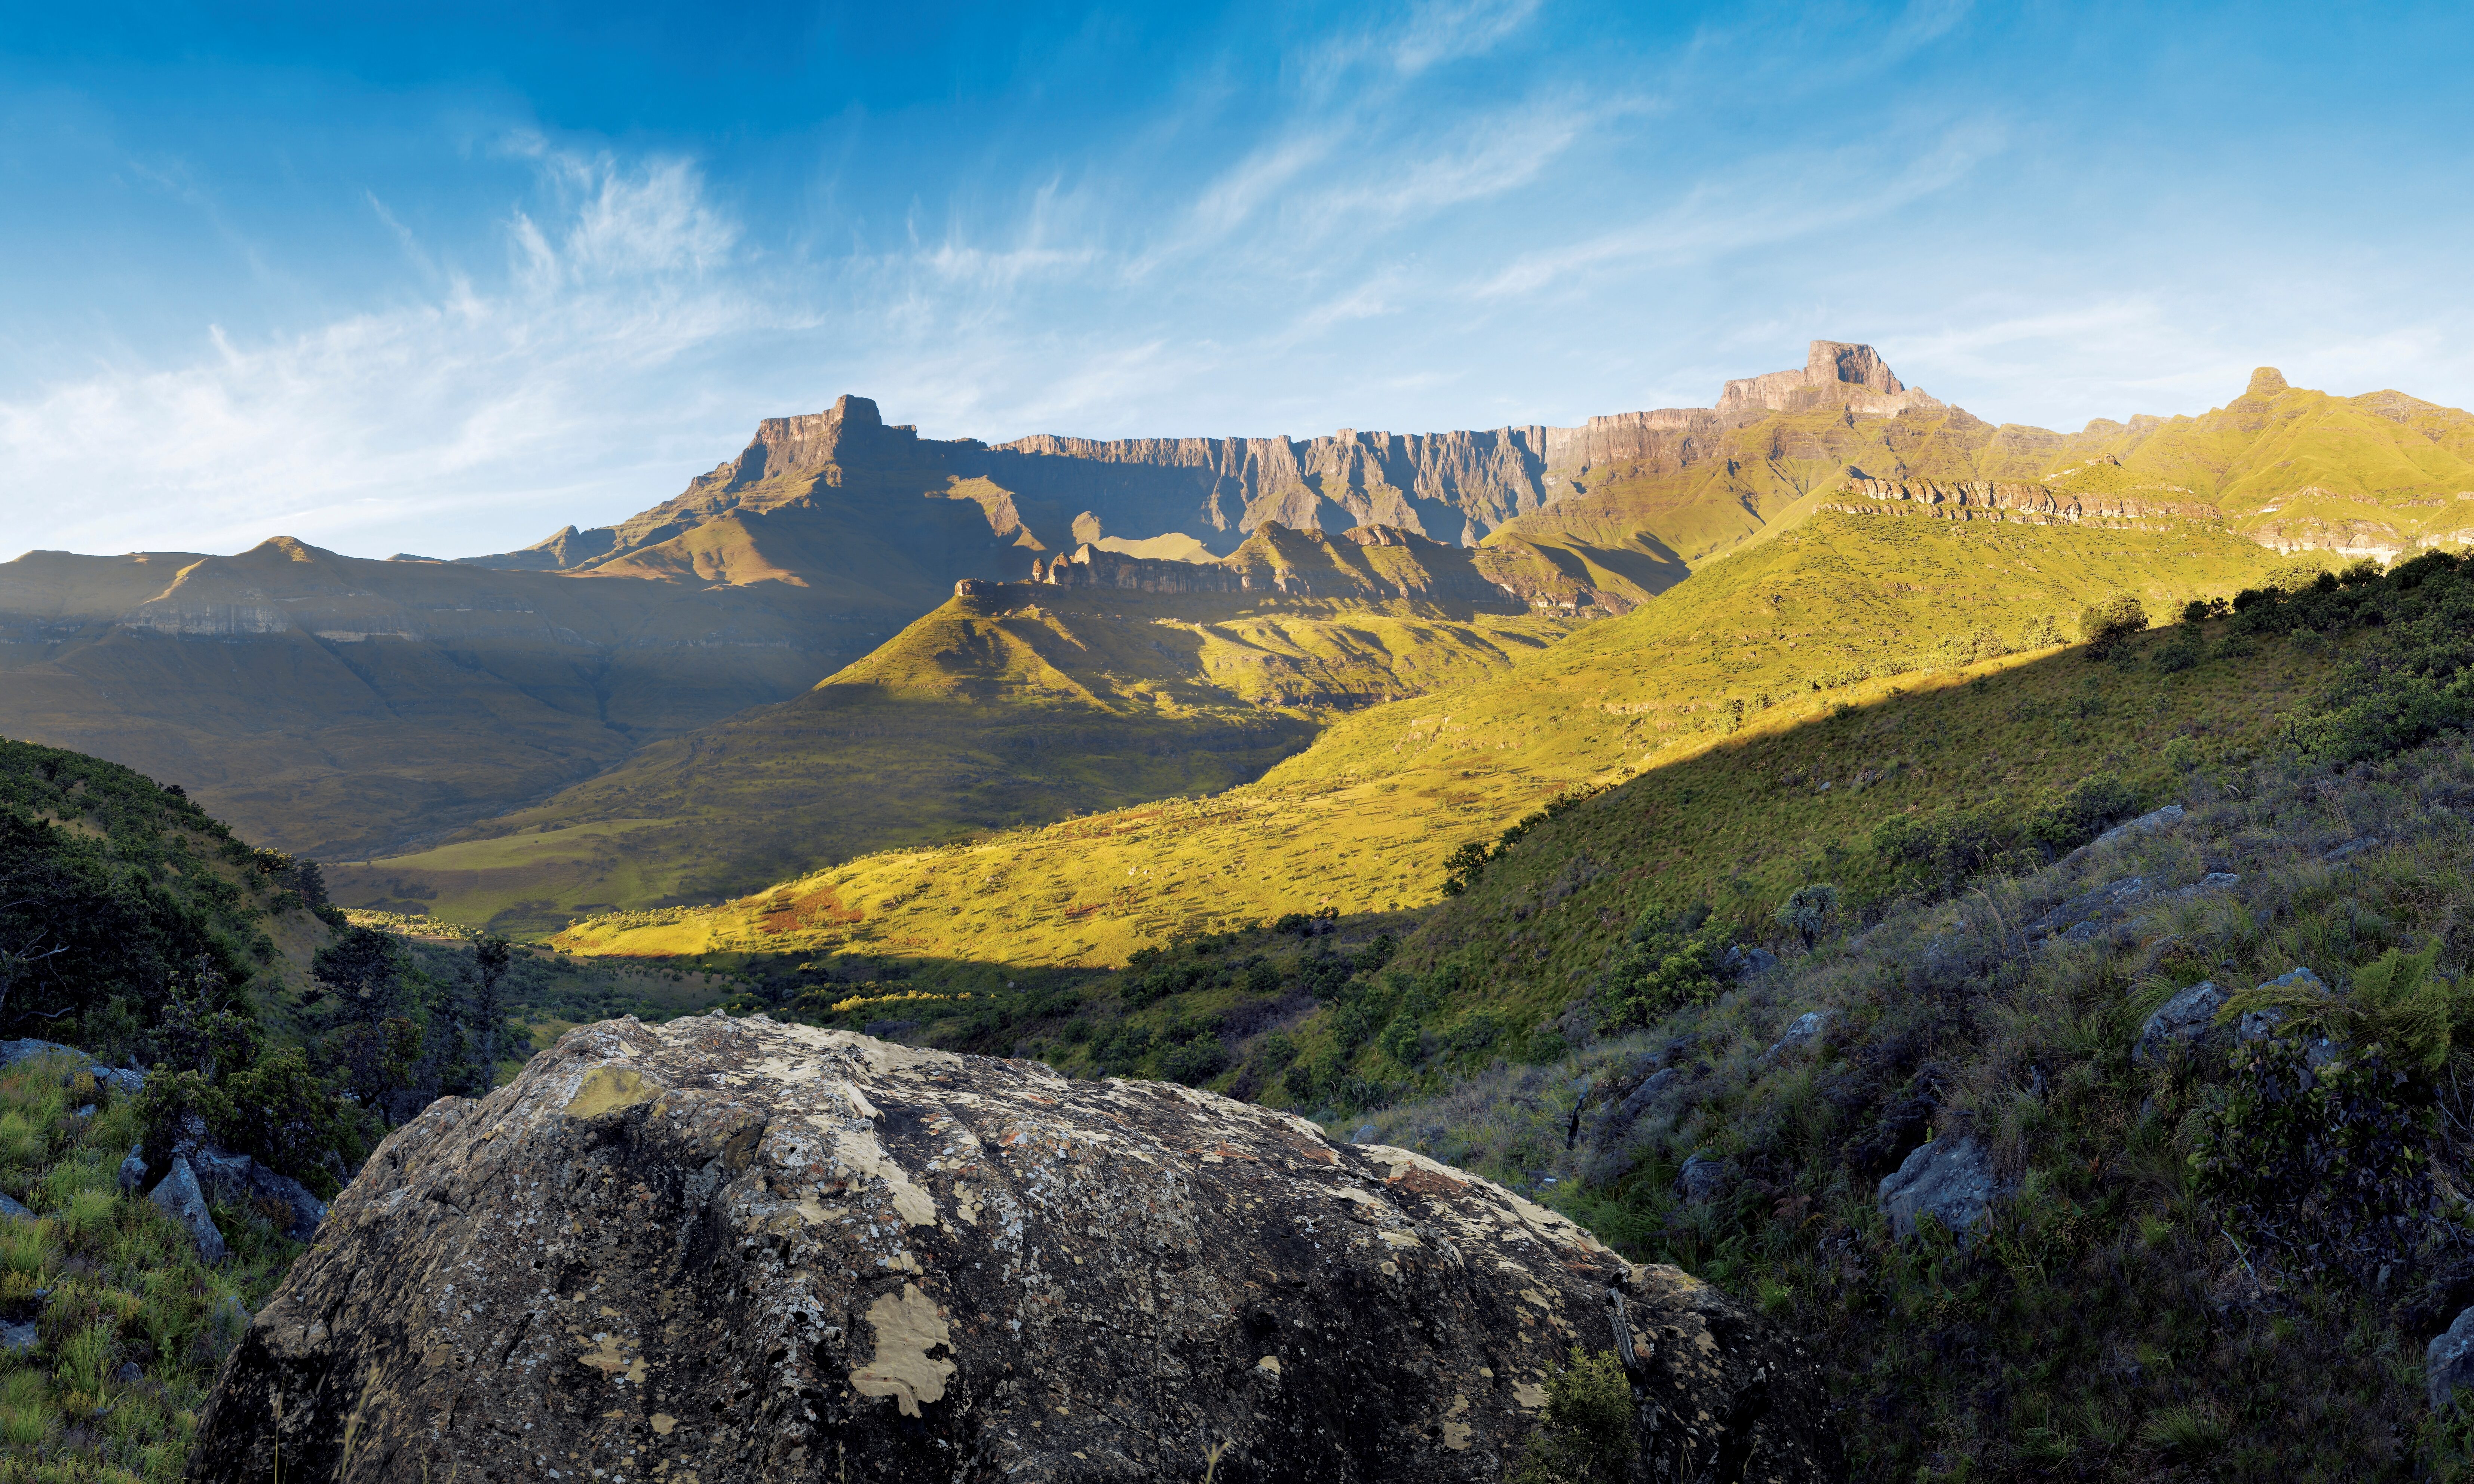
[552,509,2284,967]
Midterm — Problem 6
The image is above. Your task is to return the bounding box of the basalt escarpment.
[1023,522,1592,609]
[1823,477,2220,527]
[188,1017,1839,1483]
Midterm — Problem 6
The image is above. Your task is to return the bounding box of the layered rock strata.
[1824,478,2219,526]
[188,1016,1838,1483]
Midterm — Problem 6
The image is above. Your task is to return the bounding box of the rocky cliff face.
[1026,522,1555,607]
[459,341,1946,571]
[1824,477,2220,526]
[188,1017,1838,1483]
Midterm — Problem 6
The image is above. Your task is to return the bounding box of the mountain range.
[8,340,2473,936]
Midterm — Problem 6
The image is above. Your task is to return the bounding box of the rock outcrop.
[1824,478,2218,527]
[189,1016,1839,1483]
[1879,1136,2005,1246]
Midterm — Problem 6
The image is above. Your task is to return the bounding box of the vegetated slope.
[551,509,2286,969]
[335,526,1589,932]
[0,538,892,859]
[0,738,338,1039]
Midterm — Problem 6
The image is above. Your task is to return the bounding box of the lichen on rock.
[188,1015,1838,1481]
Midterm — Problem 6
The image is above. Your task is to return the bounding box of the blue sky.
[4,0,2472,560]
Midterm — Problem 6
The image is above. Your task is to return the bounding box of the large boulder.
[188,1016,1840,1483]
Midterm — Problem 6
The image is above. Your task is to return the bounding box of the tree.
[310,925,406,1024]
[1776,883,1840,949]
[463,933,516,1091]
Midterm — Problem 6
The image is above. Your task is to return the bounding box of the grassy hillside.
[553,510,2285,968]
[335,569,1584,932]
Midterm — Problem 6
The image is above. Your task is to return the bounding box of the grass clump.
[0,1053,299,1484]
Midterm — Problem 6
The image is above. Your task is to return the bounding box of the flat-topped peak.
[1716,339,1937,418]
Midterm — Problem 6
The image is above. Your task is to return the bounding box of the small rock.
[1348,1124,1379,1145]
[2131,981,2228,1067]
[208,1294,251,1347]
[75,1103,96,1119]
[1678,1153,1729,1204]
[1879,1135,2004,1245]
[2091,804,2185,849]
[1764,1010,1837,1062]
[114,1361,142,1385]
[0,1191,32,1221]
[148,1156,228,1263]
[0,1319,35,1356]
[2235,968,2330,1046]
[2324,836,2381,864]
[117,1145,147,1197]
[2432,1306,2474,1410]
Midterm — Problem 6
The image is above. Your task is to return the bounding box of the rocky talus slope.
[188,1017,1838,1483]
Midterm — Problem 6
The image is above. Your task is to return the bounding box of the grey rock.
[1763,1010,1837,1062]
[114,1361,142,1385]
[148,1156,228,1263]
[1879,1135,2005,1245]
[1679,1153,1729,1204]
[2131,981,2228,1067]
[1721,944,1782,979]
[2092,804,2185,849]
[186,1016,1843,1481]
[117,1144,147,1197]
[190,1145,326,1242]
[0,1319,35,1356]
[0,1191,31,1221]
[2324,836,2381,864]
[2235,968,2331,1045]
[2032,876,2153,941]
[2185,871,2242,896]
[2432,1305,2474,1410]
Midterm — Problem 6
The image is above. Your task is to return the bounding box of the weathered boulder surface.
[190,1016,1839,1483]
[1879,1136,2005,1246]
[2131,981,2228,1067]
[2429,1305,2474,1410]
[149,1155,227,1263]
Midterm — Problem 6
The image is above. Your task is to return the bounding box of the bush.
[1159,1035,1229,1086]
[2193,1040,2447,1285]
[2076,593,2149,659]
[2024,772,2140,853]
[1509,1347,1634,1484]
[1599,904,1726,1030]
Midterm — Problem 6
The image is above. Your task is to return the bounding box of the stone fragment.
[148,1156,227,1263]
[1678,1153,1729,1204]
[1879,1135,2005,1245]
[2431,1306,2474,1410]
[0,1320,34,1356]
[1763,1010,1836,1062]
[0,1191,30,1221]
[2324,837,2381,863]
[2131,981,2228,1067]
[188,1017,1842,1482]
[117,1145,146,1197]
